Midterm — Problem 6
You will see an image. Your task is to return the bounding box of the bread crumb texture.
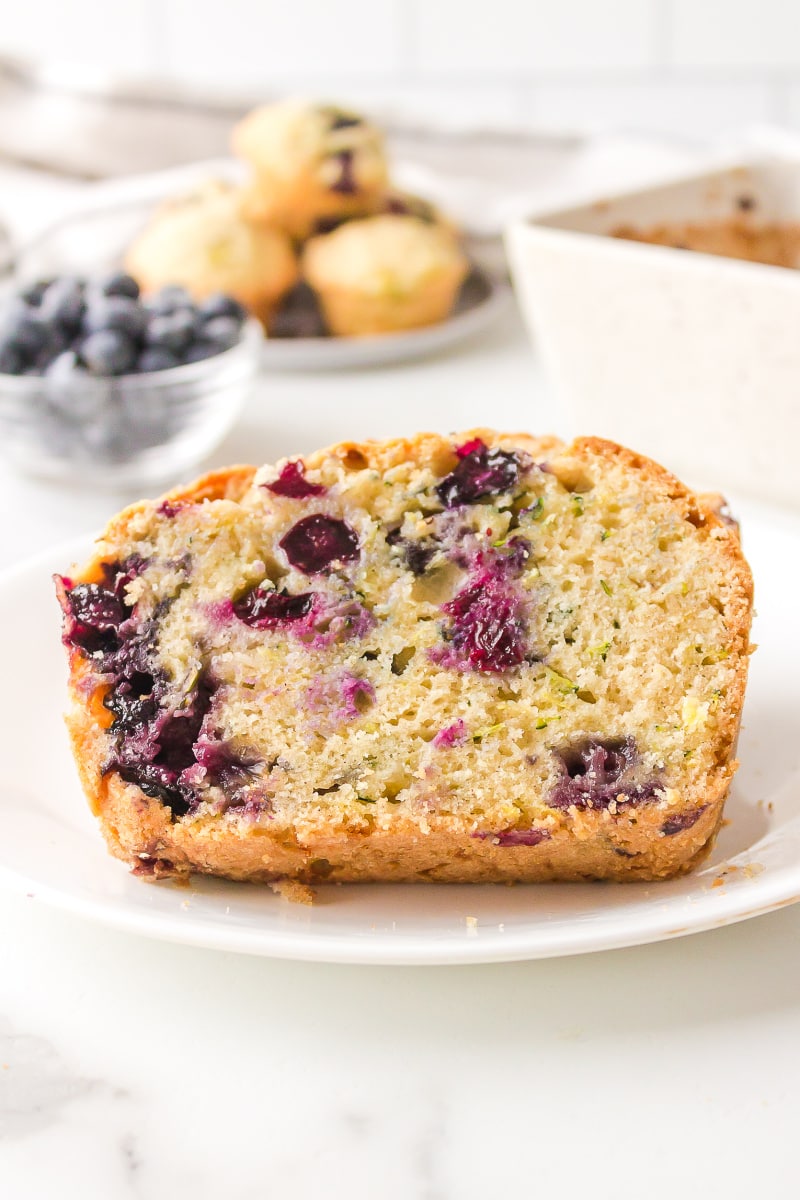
[56,431,753,885]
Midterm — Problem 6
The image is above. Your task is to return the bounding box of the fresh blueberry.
[80,328,138,376]
[98,271,140,300]
[269,283,327,338]
[32,325,72,374]
[0,342,24,374]
[182,340,218,363]
[200,315,241,351]
[83,295,147,341]
[144,308,196,352]
[18,279,53,306]
[144,285,193,315]
[197,292,247,323]
[1,307,49,359]
[40,277,86,332]
[137,346,180,373]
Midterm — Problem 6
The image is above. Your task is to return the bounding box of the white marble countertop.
[2,227,800,1197]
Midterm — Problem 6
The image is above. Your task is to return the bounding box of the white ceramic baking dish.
[505,159,800,510]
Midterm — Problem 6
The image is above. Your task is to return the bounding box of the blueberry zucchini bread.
[55,432,753,884]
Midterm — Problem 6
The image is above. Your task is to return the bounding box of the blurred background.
[2,0,800,175]
[1,0,799,496]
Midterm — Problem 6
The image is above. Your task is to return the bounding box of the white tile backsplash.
[528,80,776,141]
[411,0,657,75]
[1,0,161,75]
[671,0,800,70]
[3,0,800,143]
[160,0,402,87]
[782,85,800,131]
[319,84,525,132]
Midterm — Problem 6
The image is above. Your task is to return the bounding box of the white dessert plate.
[1,500,799,965]
[257,270,512,371]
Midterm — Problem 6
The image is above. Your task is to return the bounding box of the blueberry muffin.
[302,215,470,336]
[125,181,298,326]
[233,99,389,239]
[55,431,753,886]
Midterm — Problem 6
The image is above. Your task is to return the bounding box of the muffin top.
[232,98,388,195]
[125,181,297,300]
[303,215,469,296]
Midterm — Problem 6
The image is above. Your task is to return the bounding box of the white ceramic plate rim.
[1,504,799,965]
[260,277,512,372]
[3,846,800,965]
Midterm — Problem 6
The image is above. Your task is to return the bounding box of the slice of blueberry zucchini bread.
[55,432,753,884]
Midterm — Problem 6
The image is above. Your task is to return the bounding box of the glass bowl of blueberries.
[0,271,263,488]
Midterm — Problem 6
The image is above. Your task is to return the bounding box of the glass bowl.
[0,318,263,489]
[5,184,508,374]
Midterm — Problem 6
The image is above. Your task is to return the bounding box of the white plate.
[259,274,513,371]
[1,502,799,965]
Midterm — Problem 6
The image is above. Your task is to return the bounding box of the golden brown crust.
[81,465,257,573]
[308,276,464,337]
[82,772,728,884]
[60,431,753,888]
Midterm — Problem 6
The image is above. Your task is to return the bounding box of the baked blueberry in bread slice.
[55,432,753,885]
